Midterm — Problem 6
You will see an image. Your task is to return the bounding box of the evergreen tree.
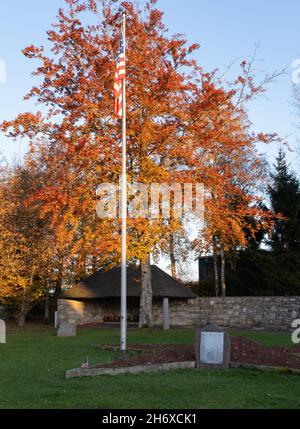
[268,149,300,251]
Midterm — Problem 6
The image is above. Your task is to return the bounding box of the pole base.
[118,349,128,360]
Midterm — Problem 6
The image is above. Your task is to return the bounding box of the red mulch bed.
[231,337,300,369]
[92,337,300,370]
[94,344,195,369]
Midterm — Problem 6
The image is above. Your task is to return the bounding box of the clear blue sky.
[0,0,300,170]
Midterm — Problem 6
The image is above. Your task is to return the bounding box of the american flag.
[114,32,126,118]
[81,355,89,369]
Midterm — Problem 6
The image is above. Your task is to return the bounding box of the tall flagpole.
[120,12,127,353]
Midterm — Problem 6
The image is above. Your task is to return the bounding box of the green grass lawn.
[0,325,299,409]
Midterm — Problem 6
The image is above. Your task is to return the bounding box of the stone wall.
[57,296,300,331]
[57,298,164,325]
[167,296,300,330]
[57,299,85,325]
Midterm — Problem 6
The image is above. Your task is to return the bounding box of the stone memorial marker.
[0,319,6,344]
[57,322,77,337]
[195,323,230,369]
[54,311,58,328]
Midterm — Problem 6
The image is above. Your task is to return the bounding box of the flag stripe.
[114,34,125,118]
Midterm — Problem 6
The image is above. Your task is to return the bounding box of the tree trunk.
[18,274,35,327]
[220,245,226,297]
[91,254,98,273]
[54,278,62,309]
[18,295,29,328]
[170,234,177,278]
[213,245,220,297]
[139,253,152,328]
[17,313,26,328]
[44,291,50,323]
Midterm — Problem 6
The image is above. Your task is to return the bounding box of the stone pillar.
[163,297,170,330]
[0,319,6,344]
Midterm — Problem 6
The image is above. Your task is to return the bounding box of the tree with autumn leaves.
[0,164,53,326]
[1,0,281,325]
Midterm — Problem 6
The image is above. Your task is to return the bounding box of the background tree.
[1,0,283,322]
[268,149,300,252]
[224,149,300,297]
[0,165,52,326]
[195,141,276,296]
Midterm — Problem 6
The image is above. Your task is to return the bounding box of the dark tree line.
[226,149,300,296]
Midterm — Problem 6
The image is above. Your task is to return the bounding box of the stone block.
[195,323,230,369]
[57,322,77,337]
[0,319,6,344]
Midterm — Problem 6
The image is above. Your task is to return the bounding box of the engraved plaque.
[200,332,224,364]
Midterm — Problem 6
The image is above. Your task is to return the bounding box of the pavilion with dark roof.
[57,265,197,329]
